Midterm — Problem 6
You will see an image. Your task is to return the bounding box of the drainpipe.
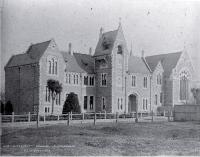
[125,76,127,113]
[150,75,152,112]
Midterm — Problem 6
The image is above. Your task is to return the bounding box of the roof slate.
[128,56,151,74]
[5,40,51,68]
[145,51,182,77]
[94,30,118,57]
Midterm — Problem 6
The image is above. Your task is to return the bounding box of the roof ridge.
[31,39,51,46]
[146,51,182,57]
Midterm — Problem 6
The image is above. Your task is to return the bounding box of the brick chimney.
[68,43,72,55]
[141,50,145,58]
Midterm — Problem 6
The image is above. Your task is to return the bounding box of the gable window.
[102,97,106,110]
[101,73,107,86]
[132,75,136,87]
[117,45,123,54]
[180,71,189,100]
[90,96,94,110]
[84,96,88,110]
[47,56,58,75]
[84,76,88,85]
[143,77,148,88]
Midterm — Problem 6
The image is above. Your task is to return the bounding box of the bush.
[62,92,81,114]
[5,101,13,115]
[1,101,4,114]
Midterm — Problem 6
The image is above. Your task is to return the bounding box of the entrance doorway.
[128,94,137,113]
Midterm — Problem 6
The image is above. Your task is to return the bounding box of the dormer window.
[117,45,123,54]
[102,37,111,50]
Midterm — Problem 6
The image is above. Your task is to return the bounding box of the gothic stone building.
[5,24,196,114]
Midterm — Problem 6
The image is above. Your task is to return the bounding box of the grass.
[1,121,200,156]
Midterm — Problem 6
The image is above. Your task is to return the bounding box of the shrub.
[5,101,13,115]
[62,92,81,114]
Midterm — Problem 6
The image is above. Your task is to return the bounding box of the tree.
[191,88,200,105]
[5,101,13,115]
[1,101,4,114]
[47,79,62,114]
[62,92,81,114]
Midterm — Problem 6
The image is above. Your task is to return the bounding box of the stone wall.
[174,105,200,121]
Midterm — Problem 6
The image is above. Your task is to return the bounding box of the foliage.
[5,101,13,115]
[1,101,4,114]
[191,88,200,104]
[62,92,81,114]
[47,79,62,114]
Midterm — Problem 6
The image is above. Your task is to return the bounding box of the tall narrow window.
[66,73,68,84]
[84,96,87,110]
[74,74,76,84]
[55,61,57,75]
[118,98,120,110]
[143,77,147,88]
[121,98,123,110]
[160,92,162,103]
[101,73,107,86]
[52,58,55,74]
[146,99,148,110]
[84,76,88,85]
[45,86,48,102]
[48,61,51,74]
[143,99,145,110]
[155,94,158,105]
[69,74,71,84]
[132,75,136,87]
[76,75,79,84]
[102,97,106,110]
[90,96,94,110]
[180,72,189,100]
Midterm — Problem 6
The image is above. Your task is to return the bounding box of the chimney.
[99,27,103,39]
[89,47,92,55]
[141,50,145,58]
[68,43,72,55]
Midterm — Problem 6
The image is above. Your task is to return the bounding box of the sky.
[1,0,200,91]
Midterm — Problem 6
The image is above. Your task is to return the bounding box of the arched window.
[48,61,51,74]
[180,71,189,100]
[52,58,55,74]
[55,61,57,75]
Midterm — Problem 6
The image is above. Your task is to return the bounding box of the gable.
[145,51,182,77]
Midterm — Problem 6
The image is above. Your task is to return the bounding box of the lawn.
[1,121,200,156]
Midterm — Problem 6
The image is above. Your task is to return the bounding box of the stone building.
[5,23,196,114]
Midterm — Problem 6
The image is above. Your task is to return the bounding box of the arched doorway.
[128,94,137,113]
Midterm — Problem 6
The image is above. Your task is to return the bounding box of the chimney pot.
[141,50,145,58]
[89,47,92,55]
[99,27,104,39]
[68,43,72,55]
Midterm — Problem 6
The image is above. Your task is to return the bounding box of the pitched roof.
[128,56,151,74]
[5,40,51,68]
[94,29,118,56]
[73,53,94,74]
[61,51,85,73]
[145,51,182,77]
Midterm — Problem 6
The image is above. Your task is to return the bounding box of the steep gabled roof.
[61,52,95,74]
[94,29,118,57]
[73,53,94,74]
[5,40,51,68]
[128,56,151,74]
[145,51,182,77]
[61,51,85,73]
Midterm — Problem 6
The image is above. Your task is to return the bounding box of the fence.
[1,111,169,125]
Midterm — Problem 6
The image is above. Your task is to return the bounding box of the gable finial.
[118,17,122,29]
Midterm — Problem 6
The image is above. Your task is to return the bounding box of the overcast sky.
[1,0,200,91]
